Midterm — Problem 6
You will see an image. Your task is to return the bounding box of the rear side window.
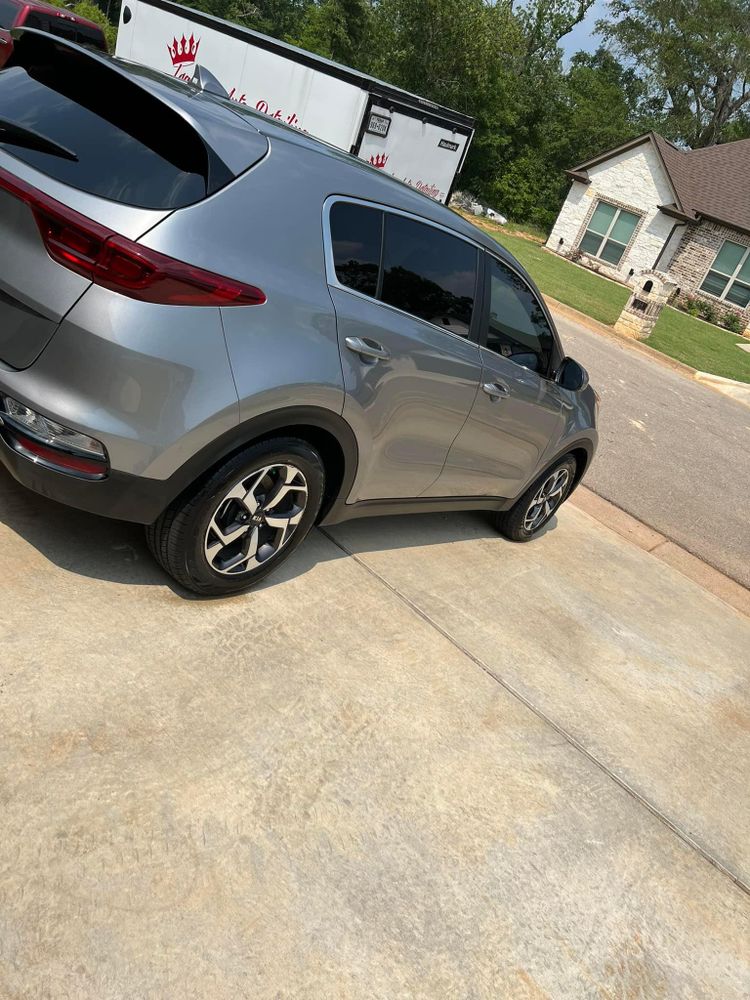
[330,201,382,298]
[0,33,223,209]
[381,214,476,336]
[329,201,477,337]
[0,0,19,27]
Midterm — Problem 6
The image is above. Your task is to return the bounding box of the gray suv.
[0,31,597,595]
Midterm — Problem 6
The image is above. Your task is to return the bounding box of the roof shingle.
[572,133,750,235]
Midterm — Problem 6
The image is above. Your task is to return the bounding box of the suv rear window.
[0,32,226,209]
[21,11,108,50]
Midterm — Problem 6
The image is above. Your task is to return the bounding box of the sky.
[559,0,608,61]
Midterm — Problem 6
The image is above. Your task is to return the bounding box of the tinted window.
[330,201,382,298]
[21,11,52,29]
[0,36,212,208]
[0,0,19,26]
[381,214,476,336]
[485,257,553,373]
[76,22,107,50]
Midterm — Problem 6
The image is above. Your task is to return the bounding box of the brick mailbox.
[614,271,677,340]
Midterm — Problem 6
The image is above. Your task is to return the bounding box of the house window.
[578,201,640,265]
[700,240,750,308]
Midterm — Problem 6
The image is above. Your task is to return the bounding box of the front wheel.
[145,437,325,595]
[496,455,577,542]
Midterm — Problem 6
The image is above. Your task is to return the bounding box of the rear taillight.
[0,394,108,479]
[0,166,265,306]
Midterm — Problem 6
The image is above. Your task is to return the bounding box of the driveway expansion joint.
[321,526,750,899]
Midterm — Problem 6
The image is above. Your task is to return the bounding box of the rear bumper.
[0,431,169,523]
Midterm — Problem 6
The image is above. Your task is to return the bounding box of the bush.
[722,311,743,334]
[680,295,701,317]
[698,299,717,324]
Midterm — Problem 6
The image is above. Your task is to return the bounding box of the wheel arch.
[159,406,359,522]
[528,437,595,499]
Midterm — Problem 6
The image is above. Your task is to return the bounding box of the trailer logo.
[369,153,389,169]
[438,138,459,151]
[168,33,200,70]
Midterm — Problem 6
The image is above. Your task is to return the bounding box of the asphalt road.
[552,312,750,588]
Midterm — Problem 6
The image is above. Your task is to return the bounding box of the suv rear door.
[326,198,483,501]
[423,251,565,499]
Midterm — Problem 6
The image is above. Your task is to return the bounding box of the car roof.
[121,57,530,279]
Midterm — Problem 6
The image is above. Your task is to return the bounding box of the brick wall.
[669,221,750,331]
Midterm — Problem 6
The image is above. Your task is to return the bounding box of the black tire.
[496,454,577,543]
[145,437,325,596]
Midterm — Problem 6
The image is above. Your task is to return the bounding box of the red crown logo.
[369,153,389,169]
[167,33,200,66]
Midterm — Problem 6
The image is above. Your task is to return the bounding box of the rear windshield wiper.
[0,117,78,161]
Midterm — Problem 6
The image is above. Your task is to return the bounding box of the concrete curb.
[545,297,697,376]
[546,297,750,409]
[570,486,750,619]
[695,370,750,406]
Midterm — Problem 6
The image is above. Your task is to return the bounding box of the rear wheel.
[496,455,577,542]
[146,437,325,595]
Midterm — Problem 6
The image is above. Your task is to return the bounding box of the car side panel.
[423,348,565,499]
[137,149,346,440]
[330,286,482,500]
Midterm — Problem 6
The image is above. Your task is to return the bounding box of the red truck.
[0,0,107,67]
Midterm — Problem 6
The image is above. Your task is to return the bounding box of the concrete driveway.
[0,470,748,999]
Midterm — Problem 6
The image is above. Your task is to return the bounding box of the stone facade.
[546,142,676,282]
[614,272,677,340]
[668,221,750,333]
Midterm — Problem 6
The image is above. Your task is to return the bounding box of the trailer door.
[356,101,472,204]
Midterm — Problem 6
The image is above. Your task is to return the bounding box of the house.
[546,133,750,334]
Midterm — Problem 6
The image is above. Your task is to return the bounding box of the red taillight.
[0,166,266,306]
[12,431,108,478]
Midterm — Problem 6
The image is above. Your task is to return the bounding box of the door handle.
[482,381,510,400]
[345,336,391,362]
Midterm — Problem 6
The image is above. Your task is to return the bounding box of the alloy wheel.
[204,463,308,576]
[523,468,570,532]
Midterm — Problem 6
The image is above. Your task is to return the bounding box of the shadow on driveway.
[0,467,560,597]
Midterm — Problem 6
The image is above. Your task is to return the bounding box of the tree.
[598,0,750,146]
[293,0,371,64]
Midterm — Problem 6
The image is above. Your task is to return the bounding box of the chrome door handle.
[345,336,391,362]
[482,381,510,400]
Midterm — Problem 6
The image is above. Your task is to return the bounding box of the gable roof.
[568,132,750,236]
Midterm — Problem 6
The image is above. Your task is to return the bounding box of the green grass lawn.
[465,217,750,383]
[649,308,750,383]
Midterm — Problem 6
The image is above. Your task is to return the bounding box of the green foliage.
[722,311,743,334]
[598,0,750,147]
[163,0,750,227]
[680,295,702,317]
[292,0,371,64]
[698,299,718,324]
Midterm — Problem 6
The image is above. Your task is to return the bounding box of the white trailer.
[115,0,475,203]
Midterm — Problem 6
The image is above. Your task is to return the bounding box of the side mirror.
[555,356,589,392]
